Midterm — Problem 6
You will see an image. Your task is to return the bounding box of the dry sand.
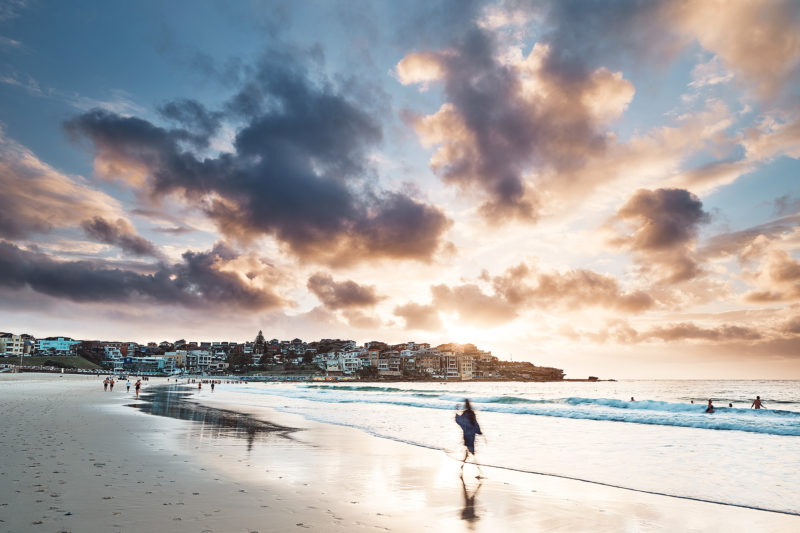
[0,373,798,532]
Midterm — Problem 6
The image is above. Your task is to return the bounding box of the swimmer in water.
[705,399,715,413]
[751,396,766,409]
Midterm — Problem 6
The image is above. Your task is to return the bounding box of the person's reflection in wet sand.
[246,425,256,452]
[459,471,482,526]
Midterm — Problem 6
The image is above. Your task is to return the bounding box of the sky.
[1,0,799,379]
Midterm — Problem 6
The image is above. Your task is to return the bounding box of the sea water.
[215,380,800,515]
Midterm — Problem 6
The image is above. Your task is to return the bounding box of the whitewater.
[215,379,800,515]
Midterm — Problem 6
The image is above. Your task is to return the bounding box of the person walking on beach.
[705,399,715,413]
[135,379,141,399]
[126,380,131,392]
[211,382,215,392]
[455,399,483,477]
[751,396,766,409]
[109,379,114,391]
[103,378,108,391]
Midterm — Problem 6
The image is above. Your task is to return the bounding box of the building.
[414,351,441,375]
[35,337,80,355]
[0,333,24,356]
[185,350,212,373]
[339,351,362,374]
[122,356,175,375]
[442,354,460,379]
[457,354,474,380]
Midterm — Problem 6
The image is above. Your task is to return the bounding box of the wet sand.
[1,374,798,532]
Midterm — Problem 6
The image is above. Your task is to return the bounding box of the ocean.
[214,379,800,515]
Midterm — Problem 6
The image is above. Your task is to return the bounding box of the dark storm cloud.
[81,216,160,257]
[398,19,634,221]
[158,99,222,148]
[65,55,450,265]
[610,188,709,282]
[306,273,383,310]
[0,240,284,310]
[615,188,709,251]
[542,0,678,78]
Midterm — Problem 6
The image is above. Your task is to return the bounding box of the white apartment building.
[185,350,212,372]
[338,351,362,374]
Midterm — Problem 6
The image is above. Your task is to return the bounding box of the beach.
[0,374,798,532]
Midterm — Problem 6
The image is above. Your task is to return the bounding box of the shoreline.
[1,373,798,532]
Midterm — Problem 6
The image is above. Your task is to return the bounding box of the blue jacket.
[455,412,482,438]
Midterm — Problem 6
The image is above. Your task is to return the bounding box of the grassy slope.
[6,356,101,370]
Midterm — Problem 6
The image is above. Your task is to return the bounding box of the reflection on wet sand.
[460,472,483,526]
[128,385,299,451]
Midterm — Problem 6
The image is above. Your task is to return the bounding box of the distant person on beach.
[455,399,483,477]
[135,379,141,399]
[211,382,215,392]
[751,396,766,409]
[630,397,635,401]
[103,378,108,391]
[109,379,114,391]
[728,403,733,408]
[126,380,131,392]
[198,382,202,390]
[705,399,715,413]
[690,400,694,404]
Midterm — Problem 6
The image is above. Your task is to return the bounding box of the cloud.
[742,248,800,303]
[669,0,800,102]
[699,214,800,261]
[741,115,800,163]
[393,302,443,331]
[0,0,27,22]
[431,283,518,326]
[643,322,763,342]
[491,263,655,313]
[0,240,285,310]
[65,53,451,266]
[542,0,800,103]
[398,27,634,222]
[0,132,122,239]
[689,56,734,88]
[158,98,222,149]
[774,195,800,217]
[342,309,383,329]
[610,188,710,282]
[306,273,383,310]
[81,217,160,257]
[152,225,195,235]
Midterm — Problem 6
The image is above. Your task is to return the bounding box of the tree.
[357,366,379,380]
[227,352,251,372]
